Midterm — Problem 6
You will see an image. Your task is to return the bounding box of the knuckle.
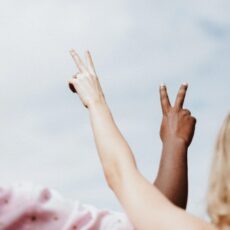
[161,97,167,103]
[185,109,191,114]
[193,117,197,123]
[178,92,185,98]
[76,77,83,83]
[191,116,197,123]
[161,95,169,101]
[167,109,173,115]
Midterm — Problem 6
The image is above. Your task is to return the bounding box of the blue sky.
[0,0,229,219]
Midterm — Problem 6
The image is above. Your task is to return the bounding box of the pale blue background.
[0,0,229,220]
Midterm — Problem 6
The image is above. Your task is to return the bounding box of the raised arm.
[68,49,137,179]
[68,50,215,230]
[154,84,196,209]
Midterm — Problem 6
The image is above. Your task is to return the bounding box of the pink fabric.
[0,183,133,230]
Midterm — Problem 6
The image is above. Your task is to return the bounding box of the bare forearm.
[88,101,137,187]
[154,140,188,209]
[87,103,213,229]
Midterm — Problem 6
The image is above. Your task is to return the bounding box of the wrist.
[88,98,113,121]
[88,98,108,110]
[162,138,188,154]
[162,136,188,148]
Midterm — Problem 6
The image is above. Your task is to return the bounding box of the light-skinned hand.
[68,49,105,109]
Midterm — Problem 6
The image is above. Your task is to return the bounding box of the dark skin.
[68,58,196,209]
[154,84,196,209]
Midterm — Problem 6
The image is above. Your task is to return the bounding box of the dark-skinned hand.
[159,84,196,147]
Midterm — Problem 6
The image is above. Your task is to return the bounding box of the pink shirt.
[0,182,133,230]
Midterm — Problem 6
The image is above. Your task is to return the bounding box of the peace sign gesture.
[159,84,196,147]
[68,49,105,109]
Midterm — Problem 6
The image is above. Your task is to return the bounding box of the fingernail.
[160,83,166,88]
[182,82,188,86]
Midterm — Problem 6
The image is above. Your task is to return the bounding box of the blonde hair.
[207,113,230,229]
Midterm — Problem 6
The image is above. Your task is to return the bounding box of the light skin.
[69,51,191,210]
[68,49,216,230]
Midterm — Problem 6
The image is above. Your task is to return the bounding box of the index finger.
[69,49,87,73]
[174,83,188,110]
[159,84,171,114]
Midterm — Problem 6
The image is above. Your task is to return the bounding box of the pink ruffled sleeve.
[0,182,133,230]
